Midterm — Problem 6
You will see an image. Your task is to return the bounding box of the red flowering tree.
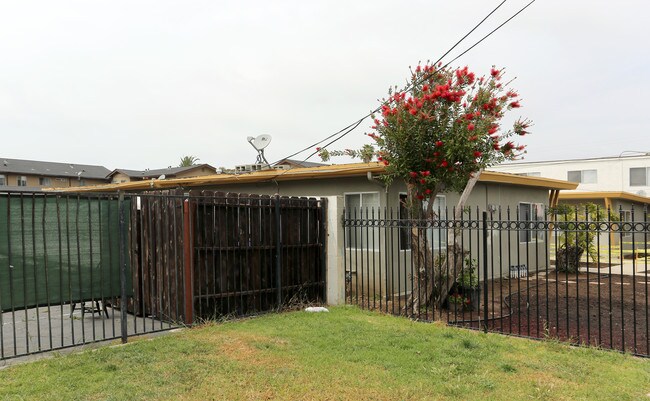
[320,63,531,313]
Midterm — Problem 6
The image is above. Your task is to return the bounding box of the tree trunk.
[404,171,483,316]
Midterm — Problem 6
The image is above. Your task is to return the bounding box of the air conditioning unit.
[235,164,265,172]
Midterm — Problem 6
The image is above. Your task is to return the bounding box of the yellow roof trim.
[558,191,650,205]
[478,171,578,190]
[51,162,577,193]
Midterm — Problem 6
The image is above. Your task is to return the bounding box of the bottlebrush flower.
[409,171,418,178]
[435,141,444,147]
[467,123,475,131]
[509,101,521,108]
[441,160,449,168]
[474,151,482,157]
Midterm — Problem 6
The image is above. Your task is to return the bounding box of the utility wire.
[272,1,508,166]
[445,0,536,66]
[274,0,534,166]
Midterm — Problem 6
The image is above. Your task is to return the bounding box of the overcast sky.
[1,1,648,170]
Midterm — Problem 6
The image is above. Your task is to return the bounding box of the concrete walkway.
[1,303,174,362]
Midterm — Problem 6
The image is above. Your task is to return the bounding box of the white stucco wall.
[491,155,650,195]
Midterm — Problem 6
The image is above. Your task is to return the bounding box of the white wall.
[492,155,650,195]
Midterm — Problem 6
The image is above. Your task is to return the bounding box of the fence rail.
[344,205,650,357]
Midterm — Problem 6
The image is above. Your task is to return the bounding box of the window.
[79,179,86,186]
[399,193,447,250]
[17,176,27,186]
[630,167,649,186]
[0,174,5,186]
[39,177,51,186]
[622,210,633,239]
[345,192,380,249]
[519,202,545,243]
[567,170,597,184]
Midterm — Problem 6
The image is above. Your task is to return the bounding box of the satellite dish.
[247,134,273,166]
[252,134,272,150]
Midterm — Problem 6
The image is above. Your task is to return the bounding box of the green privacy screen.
[0,194,132,312]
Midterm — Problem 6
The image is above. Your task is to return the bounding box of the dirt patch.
[353,270,650,356]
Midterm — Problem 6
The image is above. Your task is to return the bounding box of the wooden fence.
[132,190,327,323]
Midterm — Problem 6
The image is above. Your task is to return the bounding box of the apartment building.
[0,157,110,191]
[491,154,650,195]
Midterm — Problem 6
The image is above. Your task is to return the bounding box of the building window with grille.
[39,177,51,186]
[519,202,545,243]
[399,193,446,250]
[0,174,5,186]
[344,192,380,249]
[17,176,27,186]
[567,170,597,184]
[630,167,649,186]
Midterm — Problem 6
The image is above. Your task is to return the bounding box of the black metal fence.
[0,191,326,361]
[344,205,650,357]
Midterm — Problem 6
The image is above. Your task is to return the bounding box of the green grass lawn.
[1,306,649,400]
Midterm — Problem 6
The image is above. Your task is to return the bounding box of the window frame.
[398,192,447,251]
[39,177,52,186]
[518,202,545,244]
[344,191,381,250]
[17,176,27,187]
[629,167,649,187]
[0,174,5,186]
[567,169,597,184]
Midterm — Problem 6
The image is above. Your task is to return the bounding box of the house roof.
[107,164,216,180]
[0,157,111,180]
[274,158,328,168]
[558,191,650,205]
[52,162,578,193]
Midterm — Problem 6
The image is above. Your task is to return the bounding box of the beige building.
[57,162,577,293]
[107,164,217,184]
[0,157,110,191]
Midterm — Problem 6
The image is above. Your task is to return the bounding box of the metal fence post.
[182,199,194,325]
[319,198,328,303]
[118,192,128,344]
[482,211,489,333]
[275,195,282,308]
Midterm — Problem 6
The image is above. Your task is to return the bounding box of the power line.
[274,0,534,166]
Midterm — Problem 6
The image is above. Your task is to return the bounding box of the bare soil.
[350,270,650,356]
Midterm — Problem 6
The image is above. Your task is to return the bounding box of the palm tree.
[179,156,200,167]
